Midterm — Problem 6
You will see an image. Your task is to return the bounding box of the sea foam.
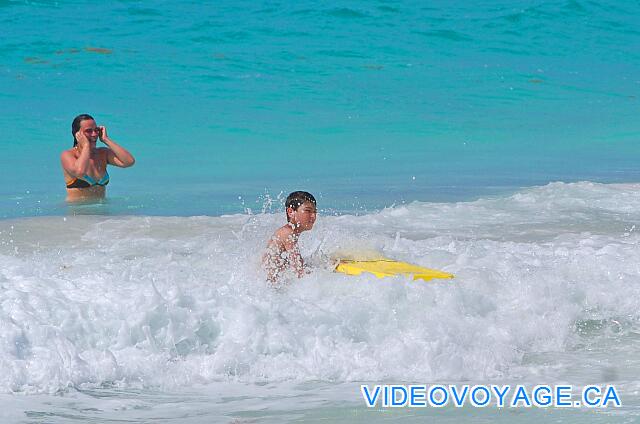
[1,182,639,394]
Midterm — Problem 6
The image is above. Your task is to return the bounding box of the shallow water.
[1,382,639,423]
[1,0,639,218]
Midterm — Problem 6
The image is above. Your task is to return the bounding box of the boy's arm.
[282,236,304,278]
[263,237,284,283]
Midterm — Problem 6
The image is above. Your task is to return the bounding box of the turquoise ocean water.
[1,0,638,217]
[2,1,640,423]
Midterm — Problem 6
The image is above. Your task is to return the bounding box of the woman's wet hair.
[71,114,94,146]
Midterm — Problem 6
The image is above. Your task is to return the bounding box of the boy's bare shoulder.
[274,225,294,238]
[270,225,297,249]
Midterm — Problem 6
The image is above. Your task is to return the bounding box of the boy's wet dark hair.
[71,113,95,146]
[285,191,316,222]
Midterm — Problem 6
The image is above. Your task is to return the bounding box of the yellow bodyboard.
[335,258,454,282]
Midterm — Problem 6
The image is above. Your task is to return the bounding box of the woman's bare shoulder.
[60,148,76,160]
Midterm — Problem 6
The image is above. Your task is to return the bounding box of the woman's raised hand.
[75,130,90,149]
[99,126,109,143]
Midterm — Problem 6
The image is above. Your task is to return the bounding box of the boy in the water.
[263,191,317,283]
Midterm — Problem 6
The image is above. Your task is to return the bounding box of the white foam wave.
[1,182,640,393]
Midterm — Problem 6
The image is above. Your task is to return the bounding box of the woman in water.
[61,114,135,201]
